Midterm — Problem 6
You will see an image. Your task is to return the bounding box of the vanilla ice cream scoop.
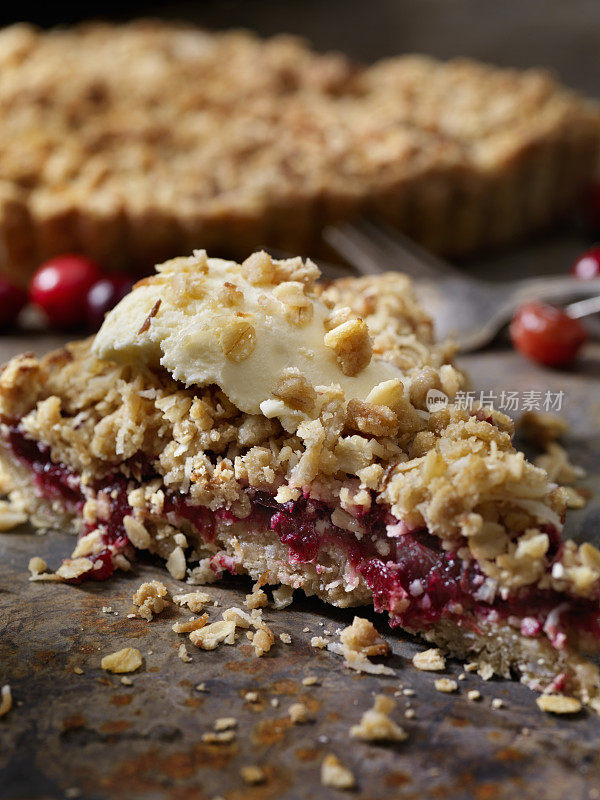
[93,251,408,431]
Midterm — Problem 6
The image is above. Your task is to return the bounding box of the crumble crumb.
[244,691,259,703]
[464,662,478,672]
[491,698,504,709]
[73,667,83,675]
[120,677,133,686]
[279,632,292,645]
[101,647,142,674]
[518,411,569,447]
[288,702,309,724]
[435,678,458,693]
[101,606,113,613]
[172,613,208,634]
[302,676,319,686]
[477,662,494,681]
[270,698,279,708]
[0,500,27,531]
[458,673,466,681]
[252,627,275,657]
[245,588,268,610]
[56,558,95,581]
[412,648,446,672]
[189,620,236,650]
[350,695,407,742]
[340,617,390,657]
[173,591,211,612]
[201,731,235,744]
[132,580,169,621]
[28,556,47,577]
[195,683,208,692]
[402,689,415,697]
[311,636,329,649]
[240,766,266,785]
[0,685,12,717]
[404,709,416,719]
[272,584,294,609]
[214,717,237,731]
[321,754,356,790]
[177,643,192,663]
[536,695,582,714]
[467,690,481,701]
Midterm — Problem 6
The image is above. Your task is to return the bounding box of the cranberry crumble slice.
[1,250,599,710]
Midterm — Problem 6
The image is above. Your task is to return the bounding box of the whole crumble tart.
[1,250,600,710]
[0,21,599,282]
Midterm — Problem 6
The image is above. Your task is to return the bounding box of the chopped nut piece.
[177,644,192,663]
[0,685,12,718]
[28,556,47,577]
[272,281,314,326]
[123,515,151,549]
[288,702,309,724]
[56,558,94,580]
[189,620,236,650]
[536,695,582,714]
[101,647,142,674]
[214,717,237,731]
[324,318,372,376]
[0,501,27,531]
[173,591,211,612]
[434,678,458,693]
[220,320,256,362]
[350,695,407,742]
[166,546,186,580]
[240,766,266,785]
[346,399,399,437]
[412,648,446,672]
[272,370,316,412]
[172,613,209,634]
[321,754,356,790]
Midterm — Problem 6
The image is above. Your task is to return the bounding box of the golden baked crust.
[0,21,598,283]
[1,252,599,709]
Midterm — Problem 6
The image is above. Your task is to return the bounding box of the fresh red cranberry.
[85,274,134,330]
[510,301,588,367]
[0,277,27,331]
[29,254,103,329]
[571,246,600,279]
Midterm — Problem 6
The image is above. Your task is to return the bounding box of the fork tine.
[323,222,385,276]
[359,219,463,280]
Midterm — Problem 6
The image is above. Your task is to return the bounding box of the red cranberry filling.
[5,426,600,648]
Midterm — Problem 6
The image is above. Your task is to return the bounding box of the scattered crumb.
[491,698,504,710]
[173,591,211,612]
[177,643,192,663]
[64,789,81,799]
[404,709,416,719]
[28,556,47,577]
[435,678,458,694]
[132,580,169,621]
[101,647,142,674]
[311,636,329,649]
[350,695,407,742]
[126,613,136,619]
[240,766,266,785]
[328,616,395,676]
[535,442,585,486]
[270,698,279,708]
[201,731,235,744]
[214,717,237,731]
[321,753,356,790]
[189,620,236,650]
[56,558,94,581]
[279,632,292,645]
[172,613,209,634]
[412,648,446,672]
[302,676,319,686]
[101,606,113,614]
[402,689,415,697]
[536,695,582,714]
[467,690,481,702]
[252,627,275,657]
[120,677,133,686]
[288,702,309,724]
[244,691,259,703]
[518,410,568,447]
[195,683,207,692]
[245,588,268,610]
[166,546,187,580]
[464,662,478,672]
[458,673,466,681]
[303,627,310,633]
[0,685,12,717]
[73,667,83,675]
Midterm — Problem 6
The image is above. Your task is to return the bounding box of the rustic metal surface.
[0,324,599,800]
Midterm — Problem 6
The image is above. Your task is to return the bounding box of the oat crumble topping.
[321,754,356,790]
[349,695,407,742]
[100,647,142,674]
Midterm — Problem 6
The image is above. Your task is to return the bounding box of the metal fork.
[324,220,600,352]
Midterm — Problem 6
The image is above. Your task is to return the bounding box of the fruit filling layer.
[6,426,600,649]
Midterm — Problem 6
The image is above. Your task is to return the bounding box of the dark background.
[3,0,599,96]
